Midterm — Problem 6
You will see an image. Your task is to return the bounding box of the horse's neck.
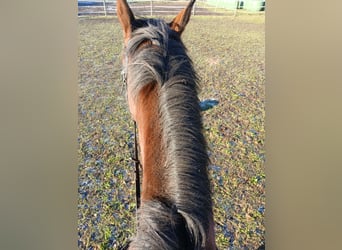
[131,72,217,250]
[135,83,165,201]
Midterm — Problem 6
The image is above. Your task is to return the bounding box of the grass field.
[78,14,265,249]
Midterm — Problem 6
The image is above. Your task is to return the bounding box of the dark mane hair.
[123,19,213,249]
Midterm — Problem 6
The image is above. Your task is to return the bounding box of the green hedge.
[243,0,265,12]
[205,0,265,11]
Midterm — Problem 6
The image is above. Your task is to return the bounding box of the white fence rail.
[78,0,265,17]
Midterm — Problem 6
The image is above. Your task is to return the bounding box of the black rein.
[132,121,141,209]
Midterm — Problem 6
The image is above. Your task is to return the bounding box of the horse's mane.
[128,199,190,249]
[125,19,213,249]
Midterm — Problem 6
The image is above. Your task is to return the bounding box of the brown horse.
[117,0,216,249]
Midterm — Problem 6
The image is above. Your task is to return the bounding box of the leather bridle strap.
[121,53,141,210]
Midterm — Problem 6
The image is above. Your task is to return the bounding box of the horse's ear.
[169,0,196,35]
[116,0,135,42]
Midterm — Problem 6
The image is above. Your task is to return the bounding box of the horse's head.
[116,1,217,249]
[117,0,196,121]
